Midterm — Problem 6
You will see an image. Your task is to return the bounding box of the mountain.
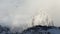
[21,25,60,34]
[0,25,60,34]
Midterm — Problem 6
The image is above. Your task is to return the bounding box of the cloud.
[0,0,60,32]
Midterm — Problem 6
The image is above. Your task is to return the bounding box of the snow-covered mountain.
[0,25,60,34]
[0,25,21,34]
[21,25,60,34]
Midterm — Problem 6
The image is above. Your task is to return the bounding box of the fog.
[0,0,60,32]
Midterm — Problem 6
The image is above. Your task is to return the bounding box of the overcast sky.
[0,0,60,27]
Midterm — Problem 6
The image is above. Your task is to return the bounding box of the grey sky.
[0,0,60,27]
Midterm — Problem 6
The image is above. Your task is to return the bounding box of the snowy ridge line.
[0,25,60,34]
[21,25,60,34]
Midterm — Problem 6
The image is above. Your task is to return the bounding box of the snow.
[21,25,60,34]
[0,25,60,34]
[48,29,60,34]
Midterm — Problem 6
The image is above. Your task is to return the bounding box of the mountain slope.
[21,25,60,34]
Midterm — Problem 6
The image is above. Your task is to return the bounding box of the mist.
[0,0,60,32]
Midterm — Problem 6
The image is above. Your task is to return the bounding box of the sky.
[0,0,60,27]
